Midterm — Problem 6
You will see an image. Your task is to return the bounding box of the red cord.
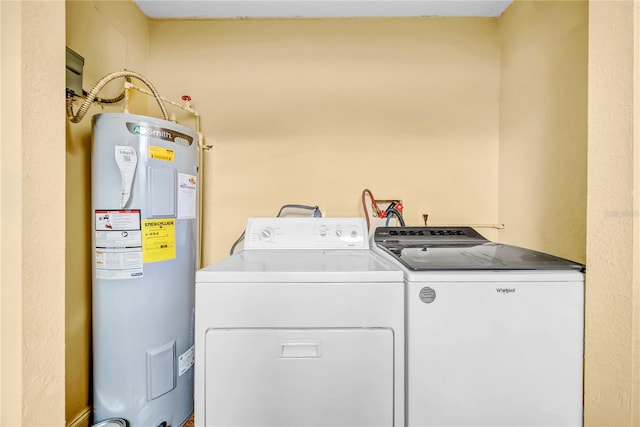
[361,188,383,232]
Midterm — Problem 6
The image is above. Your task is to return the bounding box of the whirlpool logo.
[496,288,516,294]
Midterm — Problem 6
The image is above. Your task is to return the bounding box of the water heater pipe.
[66,70,169,123]
[123,82,201,132]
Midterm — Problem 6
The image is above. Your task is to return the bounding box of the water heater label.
[95,209,143,279]
[115,146,137,208]
[178,173,197,219]
[142,218,176,263]
[178,345,195,376]
[149,145,174,162]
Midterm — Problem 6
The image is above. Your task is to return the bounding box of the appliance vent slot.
[429,230,466,236]
[389,230,426,236]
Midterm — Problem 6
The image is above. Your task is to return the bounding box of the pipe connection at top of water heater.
[123,81,202,134]
[66,70,169,123]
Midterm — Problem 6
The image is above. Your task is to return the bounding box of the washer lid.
[374,227,584,271]
[196,250,404,283]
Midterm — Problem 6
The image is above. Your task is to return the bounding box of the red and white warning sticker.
[95,209,143,279]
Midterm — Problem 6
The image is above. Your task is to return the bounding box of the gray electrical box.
[66,47,84,96]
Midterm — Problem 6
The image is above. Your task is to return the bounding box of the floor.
[183,415,194,427]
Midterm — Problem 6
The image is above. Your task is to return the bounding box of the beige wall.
[585,1,639,425]
[0,0,635,425]
[65,1,150,425]
[634,4,640,424]
[498,0,587,264]
[498,3,640,425]
[1,1,66,425]
[147,17,501,263]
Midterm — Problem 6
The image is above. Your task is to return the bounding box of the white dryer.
[372,226,585,427]
[195,218,405,427]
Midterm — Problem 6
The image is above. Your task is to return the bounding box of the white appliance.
[195,217,405,427]
[372,226,585,427]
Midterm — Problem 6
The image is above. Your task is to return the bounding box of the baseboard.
[67,406,92,427]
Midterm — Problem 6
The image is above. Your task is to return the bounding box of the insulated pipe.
[66,70,169,123]
[197,132,204,268]
[83,88,126,104]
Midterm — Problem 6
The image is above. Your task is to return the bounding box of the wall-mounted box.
[66,47,84,97]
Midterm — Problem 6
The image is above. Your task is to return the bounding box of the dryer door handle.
[279,341,321,358]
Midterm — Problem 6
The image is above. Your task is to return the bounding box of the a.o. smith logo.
[496,288,516,294]
[126,122,193,146]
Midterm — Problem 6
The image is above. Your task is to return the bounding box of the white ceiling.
[134,0,513,19]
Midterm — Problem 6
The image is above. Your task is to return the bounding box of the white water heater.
[92,113,198,427]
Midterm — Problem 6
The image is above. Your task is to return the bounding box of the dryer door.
[204,328,394,426]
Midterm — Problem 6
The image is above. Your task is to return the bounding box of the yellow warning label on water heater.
[149,145,175,162]
[142,218,176,263]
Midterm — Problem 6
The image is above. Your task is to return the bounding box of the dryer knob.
[259,227,275,242]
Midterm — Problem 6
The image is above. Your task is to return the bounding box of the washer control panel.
[244,217,368,250]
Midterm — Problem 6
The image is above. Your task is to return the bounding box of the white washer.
[195,218,405,427]
[372,226,585,427]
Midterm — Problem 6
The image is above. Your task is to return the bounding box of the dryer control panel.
[244,217,368,250]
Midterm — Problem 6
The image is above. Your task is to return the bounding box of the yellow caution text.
[142,218,176,263]
[149,145,175,162]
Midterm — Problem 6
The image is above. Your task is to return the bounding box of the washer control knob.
[336,229,343,238]
[351,230,359,238]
